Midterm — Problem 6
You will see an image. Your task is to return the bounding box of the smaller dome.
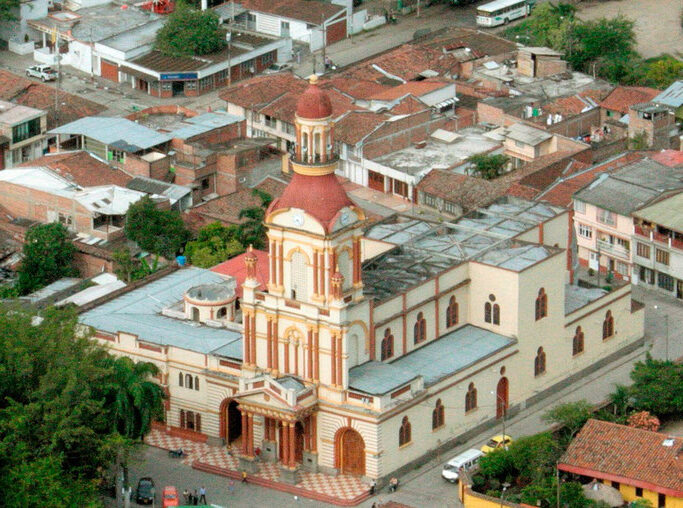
[296,75,333,120]
[185,282,235,303]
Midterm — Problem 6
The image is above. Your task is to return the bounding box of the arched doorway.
[191,307,200,321]
[219,399,242,445]
[496,377,509,419]
[294,421,305,464]
[335,427,365,476]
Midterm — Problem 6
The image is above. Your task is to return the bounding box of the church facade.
[81,77,645,483]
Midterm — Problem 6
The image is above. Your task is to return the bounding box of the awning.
[119,65,158,82]
[434,97,459,109]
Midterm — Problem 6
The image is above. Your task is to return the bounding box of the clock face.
[292,213,304,226]
[340,211,351,225]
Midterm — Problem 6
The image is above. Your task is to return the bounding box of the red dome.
[267,172,354,232]
[296,76,333,120]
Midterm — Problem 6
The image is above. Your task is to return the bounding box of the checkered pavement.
[145,428,370,503]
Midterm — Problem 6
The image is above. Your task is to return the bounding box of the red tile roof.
[0,70,106,130]
[211,249,269,297]
[368,79,450,101]
[651,149,683,167]
[600,86,661,115]
[417,169,501,212]
[219,73,307,109]
[328,78,391,100]
[261,85,356,124]
[559,419,683,496]
[389,95,429,115]
[334,111,387,145]
[238,0,344,25]
[296,77,333,119]
[19,151,132,187]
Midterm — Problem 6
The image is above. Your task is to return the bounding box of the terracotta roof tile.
[219,73,307,109]
[417,169,501,212]
[328,78,391,100]
[419,27,518,59]
[19,151,132,187]
[210,249,269,297]
[368,79,450,101]
[0,70,105,130]
[559,419,683,496]
[238,0,345,24]
[334,111,387,145]
[600,86,661,115]
[651,149,683,167]
[389,95,428,115]
[261,86,356,124]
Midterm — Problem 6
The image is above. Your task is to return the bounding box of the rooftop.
[211,249,269,298]
[20,151,132,188]
[236,0,345,25]
[363,197,564,300]
[564,284,608,315]
[50,117,171,152]
[559,419,683,496]
[632,191,683,232]
[126,176,192,205]
[417,169,500,213]
[503,123,553,146]
[349,325,516,395]
[600,86,661,115]
[0,100,43,125]
[653,80,683,108]
[80,267,243,357]
[167,111,244,140]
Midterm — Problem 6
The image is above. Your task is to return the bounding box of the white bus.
[476,0,530,27]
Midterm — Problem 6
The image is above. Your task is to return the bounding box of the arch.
[447,296,459,327]
[381,328,394,361]
[573,326,584,356]
[484,302,492,323]
[534,347,546,376]
[194,376,199,390]
[191,307,200,322]
[185,374,193,389]
[535,288,548,320]
[603,310,614,339]
[294,421,305,464]
[496,377,508,419]
[466,382,478,412]
[399,416,412,446]
[216,306,228,319]
[432,399,445,430]
[219,399,242,444]
[178,372,183,387]
[334,427,365,476]
[493,304,500,325]
[290,250,308,301]
[414,312,426,344]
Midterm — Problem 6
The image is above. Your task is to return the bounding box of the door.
[677,280,683,300]
[337,428,365,476]
[227,400,242,443]
[172,81,184,97]
[100,59,118,82]
[294,422,305,464]
[368,170,385,192]
[496,377,508,419]
[589,251,599,271]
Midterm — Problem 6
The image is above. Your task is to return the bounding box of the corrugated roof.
[633,191,683,232]
[653,80,683,108]
[126,176,191,203]
[50,117,171,151]
[80,267,243,357]
[169,111,244,140]
[505,123,552,146]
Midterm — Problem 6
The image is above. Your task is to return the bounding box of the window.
[110,149,125,163]
[11,117,41,144]
[578,224,592,239]
[446,296,459,327]
[240,61,253,74]
[493,304,500,325]
[217,307,227,319]
[574,200,586,214]
[465,382,477,412]
[398,416,411,446]
[602,311,614,340]
[611,481,620,491]
[161,81,172,90]
[535,288,547,320]
[639,266,655,285]
[185,374,193,389]
[264,115,276,128]
[656,248,670,265]
[432,399,445,430]
[635,487,643,497]
[179,372,183,387]
[485,302,492,323]
[658,493,666,508]
[195,376,199,391]
[658,272,674,291]
[573,326,584,356]
[58,212,72,227]
[597,208,616,226]
[381,328,394,361]
[636,242,650,259]
[616,262,629,276]
[617,237,630,251]
[485,295,500,325]
[201,178,210,190]
[413,312,426,344]
[393,179,408,198]
[185,81,197,90]
[180,410,202,432]
[261,52,274,66]
[282,122,295,135]
[199,76,213,90]
[534,347,546,376]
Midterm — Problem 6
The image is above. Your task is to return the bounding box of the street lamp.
[490,390,507,442]
[500,482,511,508]
[653,305,670,361]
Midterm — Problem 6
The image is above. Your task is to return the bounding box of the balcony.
[635,225,683,251]
[597,239,629,258]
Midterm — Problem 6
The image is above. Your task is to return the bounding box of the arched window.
[185,374,193,390]
[432,399,445,430]
[338,250,351,290]
[195,376,200,391]
[195,413,202,433]
[186,410,195,430]
[191,307,200,322]
[290,251,307,301]
[180,409,186,428]
[216,307,227,319]
[413,312,426,344]
[381,328,394,361]
[179,372,183,387]
[399,416,412,446]
[573,326,584,356]
[493,304,500,325]
[484,302,492,323]
[486,295,499,325]
[603,310,614,339]
[534,347,546,376]
[535,288,547,320]
[465,382,478,412]
[447,296,459,327]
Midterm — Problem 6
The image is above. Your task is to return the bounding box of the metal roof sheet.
[50,117,171,151]
[633,191,683,232]
[653,80,683,108]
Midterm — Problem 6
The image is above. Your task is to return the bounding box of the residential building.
[80,78,644,485]
[19,150,132,188]
[599,86,661,125]
[632,191,683,299]
[628,102,678,150]
[496,123,589,168]
[559,419,683,508]
[653,80,683,121]
[0,100,47,169]
[573,157,683,280]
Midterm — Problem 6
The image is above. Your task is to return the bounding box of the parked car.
[441,448,484,483]
[263,62,292,74]
[480,434,513,454]
[162,485,179,508]
[136,477,156,505]
[26,64,58,82]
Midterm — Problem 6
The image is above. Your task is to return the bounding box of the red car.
[162,486,179,508]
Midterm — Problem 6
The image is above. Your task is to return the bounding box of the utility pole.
[321,14,327,74]
[53,26,61,128]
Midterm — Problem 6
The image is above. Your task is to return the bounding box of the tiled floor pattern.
[145,428,369,503]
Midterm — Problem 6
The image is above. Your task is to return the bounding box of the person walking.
[199,485,207,504]
[228,480,235,496]
[241,470,248,483]
[369,479,376,495]
[183,488,190,505]
[193,488,199,505]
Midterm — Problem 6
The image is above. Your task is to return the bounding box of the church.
[81,76,645,483]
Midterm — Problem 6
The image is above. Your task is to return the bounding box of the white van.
[441,448,484,483]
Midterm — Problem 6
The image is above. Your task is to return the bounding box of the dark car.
[136,477,156,505]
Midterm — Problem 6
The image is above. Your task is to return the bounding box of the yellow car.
[480,434,513,454]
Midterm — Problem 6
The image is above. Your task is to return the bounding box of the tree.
[154,3,225,57]
[520,477,589,508]
[113,247,139,283]
[629,355,683,417]
[640,56,683,89]
[16,222,77,295]
[508,433,562,485]
[542,400,594,440]
[0,0,20,22]
[627,411,660,432]
[125,196,190,260]
[186,222,245,268]
[478,447,515,481]
[238,189,273,250]
[467,153,509,180]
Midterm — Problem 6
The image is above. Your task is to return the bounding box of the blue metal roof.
[654,80,683,108]
[169,112,244,140]
[349,325,515,395]
[80,267,243,358]
[50,117,171,152]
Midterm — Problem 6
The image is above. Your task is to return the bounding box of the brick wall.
[362,111,449,160]
[74,250,114,278]
[126,105,199,122]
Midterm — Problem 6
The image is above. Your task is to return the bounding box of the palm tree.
[105,357,165,440]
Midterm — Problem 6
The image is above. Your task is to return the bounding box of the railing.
[634,226,683,251]
[597,239,629,258]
